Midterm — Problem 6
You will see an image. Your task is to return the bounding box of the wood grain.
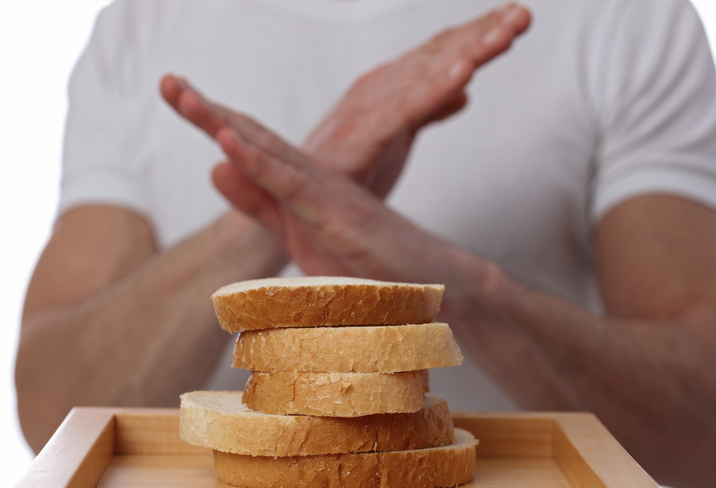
[15,407,115,488]
[470,457,572,487]
[97,454,574,488]
[553,413,657,488]
[16,408,660,488]
[454,411,658,488]
[114,408,208,456]
[452,411,554,458]
[98,455,222,487]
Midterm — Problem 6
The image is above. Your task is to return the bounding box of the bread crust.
[212,428,477,488]
[243,371,427,417]
[233,323,462,373]
[212,277,444,332]
[180,391,455,457]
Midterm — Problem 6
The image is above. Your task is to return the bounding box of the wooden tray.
[16,407,658,488]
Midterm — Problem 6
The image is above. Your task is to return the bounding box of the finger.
[395,3,530,119]
[161,73,226,137]
[385,66,470,132]
[162,75,297,232]
[217,126,405,259]
[176,90,231,139]
[402,4,531,125]
[177,87,284,152]
[217,128,325,224]
[472,4,531,54]
[212,159,352,276]
[307,3,530,162]
[498,3,532,35]
[162,74,312,171]
[214,137,366,279]
[422,91,469,124]
[213,112,311,170]
[281,219,361,277]
[218,126,438,283]
[159,73,183,108]
[162,74,242,139]
[425,3,531,64]
[212,162,285,233]
[160,73,262,142]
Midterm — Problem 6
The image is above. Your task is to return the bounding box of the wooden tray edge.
[553,413,658,488]
[15,407,115,488]
[15,408,660,488]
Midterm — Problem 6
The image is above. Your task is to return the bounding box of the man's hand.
[161,3,716,486]
[302,3,530,197]
[161,3,531,198]
[159,2,531,276]
[211,124,451,279]
[158,2,534,280]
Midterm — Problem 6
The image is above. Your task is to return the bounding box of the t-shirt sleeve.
[58,2,149,217]
[589,0,716,222]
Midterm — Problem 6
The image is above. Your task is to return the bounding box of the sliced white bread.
[212,276,444,332]
[233,322,462,373]
[213,428,478,488]
[180,391,455,457]
[243,371,427,417]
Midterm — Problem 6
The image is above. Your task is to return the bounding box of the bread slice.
[233,323,462,373]
[243,371,426,417]
[180,391,455,457]
[212,428,478,488]
[212,276,444,332]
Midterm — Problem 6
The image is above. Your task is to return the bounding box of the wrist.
[439,246,517,326]
[211,210,288,279]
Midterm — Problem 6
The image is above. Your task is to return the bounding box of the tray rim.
[15,407,659,488]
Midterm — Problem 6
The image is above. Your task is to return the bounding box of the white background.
[1,1,715,485]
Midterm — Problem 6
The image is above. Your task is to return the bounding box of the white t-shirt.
[59,0,716,411]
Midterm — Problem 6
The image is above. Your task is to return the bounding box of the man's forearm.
[439,247,716,488]
[15,211,287,452]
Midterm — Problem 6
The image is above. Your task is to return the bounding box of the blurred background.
[1,0,715,485]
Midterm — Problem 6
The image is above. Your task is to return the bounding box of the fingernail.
[501,6,523,25]
[176,76,190,90]
[482,26,503,45]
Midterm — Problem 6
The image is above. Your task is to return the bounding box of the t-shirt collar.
[254,0,434,25]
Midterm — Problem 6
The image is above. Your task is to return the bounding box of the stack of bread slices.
[180,276,478,487]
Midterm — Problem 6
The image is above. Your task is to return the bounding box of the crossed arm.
[163,18,716,488]
[16,4,716,486]
[15,4,529,455]
[181,92,716,477]
[183,101,716,488]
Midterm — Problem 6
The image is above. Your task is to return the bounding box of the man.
[15,1,716,486]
